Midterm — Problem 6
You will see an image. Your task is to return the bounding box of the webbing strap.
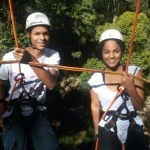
[101,91,137,134]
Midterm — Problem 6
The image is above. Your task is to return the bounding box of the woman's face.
[102,40,122,68]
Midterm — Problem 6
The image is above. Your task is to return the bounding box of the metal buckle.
[104,123,110,131]
[136,124,142,132]
[119,114,127,117]
[119,113,128,120]
[14,73,25,82]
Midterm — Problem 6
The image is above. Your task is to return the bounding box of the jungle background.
[0,0,150,149]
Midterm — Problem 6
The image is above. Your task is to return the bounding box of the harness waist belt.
[104,110,137,120]
[5,98,43,106]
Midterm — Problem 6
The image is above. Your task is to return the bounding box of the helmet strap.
[28,34,40,50]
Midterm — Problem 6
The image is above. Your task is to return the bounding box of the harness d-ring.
[15,73,25,82]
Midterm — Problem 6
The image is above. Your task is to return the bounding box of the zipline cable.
[0,60,150,84]
[125,0,141,73]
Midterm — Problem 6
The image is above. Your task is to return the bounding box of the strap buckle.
[135,124,143,133]
[119,113,128,120]
[104,123,110,131]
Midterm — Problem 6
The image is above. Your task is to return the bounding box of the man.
[0,12,60,150]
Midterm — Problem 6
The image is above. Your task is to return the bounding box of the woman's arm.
[121,69,144,111]
[90,89,101,135]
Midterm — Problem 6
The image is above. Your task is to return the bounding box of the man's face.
[27,26,50,51]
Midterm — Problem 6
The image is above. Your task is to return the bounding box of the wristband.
[95,134,99,139]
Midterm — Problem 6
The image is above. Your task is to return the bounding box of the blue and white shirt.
[0,48,60,117]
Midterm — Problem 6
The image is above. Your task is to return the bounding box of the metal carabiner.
[14,73,25,83]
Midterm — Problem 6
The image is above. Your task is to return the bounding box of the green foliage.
[59,127,94,149]
[127,50,150,97]
[0,23,14,59]
[70,0,103,44]
[79,58,105,92]
[71,51,82,59]
[0,22,29,59]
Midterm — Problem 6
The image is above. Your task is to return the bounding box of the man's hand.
[13,48,31,64]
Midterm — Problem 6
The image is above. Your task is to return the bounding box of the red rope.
[95,138,99,150]
[5,0,23,110]
[5,79,20,111]
[8,0,21,73]
[125,0,141,73]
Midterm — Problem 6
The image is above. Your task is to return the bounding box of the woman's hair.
[97,39,125,59]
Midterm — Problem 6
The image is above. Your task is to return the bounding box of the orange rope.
[1,60,150,84]
[5,80,19,111]
[101,87,123,120]
[8,0,21,73]
[94,87,123,150]
[125,0,141,73]
[5,0,23,111]
[95,138,99,150]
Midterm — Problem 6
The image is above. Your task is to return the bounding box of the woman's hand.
[13,48,31,64]
[120,70,144,110]
[120,71,135,92]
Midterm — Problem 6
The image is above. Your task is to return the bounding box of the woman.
[88,29,149,150]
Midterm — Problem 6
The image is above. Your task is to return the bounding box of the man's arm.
[13,48,59,90]
[30,55,58,90]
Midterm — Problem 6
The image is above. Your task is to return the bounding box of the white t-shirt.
[0,48,60,117]
[88,66,143,143]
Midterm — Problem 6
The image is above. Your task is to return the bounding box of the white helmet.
[26,12,52,30]
[99,29,124,43]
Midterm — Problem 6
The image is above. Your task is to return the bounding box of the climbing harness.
[5,70,45,114]
[99,90,142,136]
[94,85,124,150]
